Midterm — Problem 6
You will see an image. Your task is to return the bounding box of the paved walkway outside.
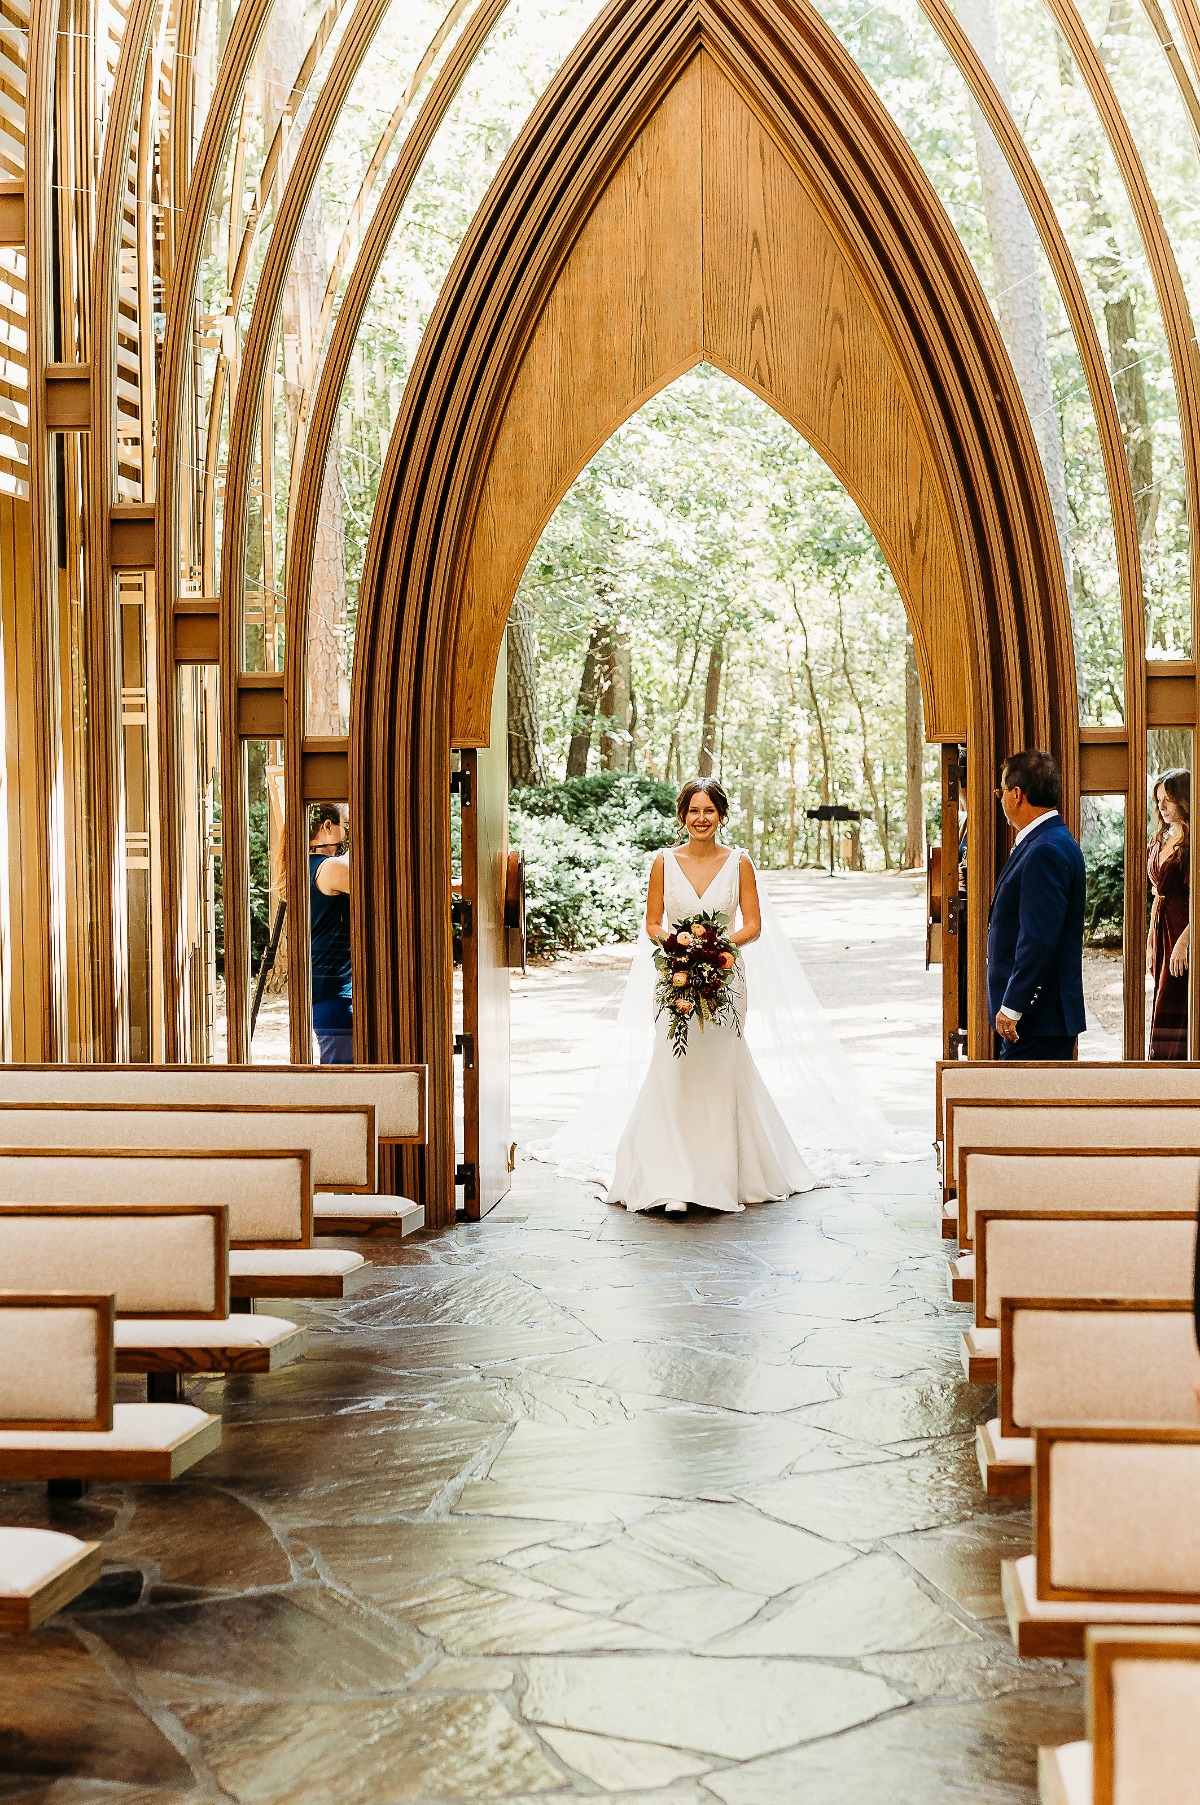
[1,871,1082,1803]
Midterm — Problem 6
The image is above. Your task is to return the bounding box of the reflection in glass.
[1146,728,1192,1059]
[1081,793,1125,1057]
[247,738,291,1064]
[307,799,352,1063]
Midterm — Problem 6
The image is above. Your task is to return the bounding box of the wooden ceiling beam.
[0,181,25,245]
[43,364,92,429]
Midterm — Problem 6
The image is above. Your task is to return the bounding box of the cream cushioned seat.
[1038,1741,1092,1805]
[0,1528,102,1632]
[976,1417,1034,1496]
[313,1192,423,1234]
[1004,1553,1200,1659]
[113,1315,301,1349]
[0,1527,94,1590]
[960,1323,998,1380]
[228,1249,369,1298]
[0,1402,221,1481]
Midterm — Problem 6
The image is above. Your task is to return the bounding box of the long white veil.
[532,851,907,1185]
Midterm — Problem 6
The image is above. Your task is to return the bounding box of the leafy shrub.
[1083,820,1124,948]
[510,774,678,959]
[213,799,274,977]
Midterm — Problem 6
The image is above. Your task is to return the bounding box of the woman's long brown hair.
[1153,768,1190,853]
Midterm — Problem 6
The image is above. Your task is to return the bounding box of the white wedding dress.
[533,843,905,1199]
[606,847,817,1212]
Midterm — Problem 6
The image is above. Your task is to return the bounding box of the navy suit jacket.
[986,816,1087,1038]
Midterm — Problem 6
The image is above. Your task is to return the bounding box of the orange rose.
[672,972,688,988]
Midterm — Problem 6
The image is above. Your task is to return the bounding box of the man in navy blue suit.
[987,749,1086,1061]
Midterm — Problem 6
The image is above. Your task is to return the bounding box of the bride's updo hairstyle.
[676,776,730,827]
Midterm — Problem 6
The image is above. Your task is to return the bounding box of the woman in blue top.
[309,803,352,1063]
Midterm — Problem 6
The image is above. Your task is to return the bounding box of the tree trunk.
[699,635,724,776]
[837,605,894,869]
[506,600,545,788]
[599,623,632,773]
[959,0,1075,595]
[565,625,603,777]
[904,632,925,869]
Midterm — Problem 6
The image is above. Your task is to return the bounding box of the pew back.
[0,1101,375,1191]
[958,1145,1200,1244]
[937,1058,1200,1159]
[1037,1428,1200,1603]
[976,1210,1197,1328]
[948,1096,1200,1198]
[0,1148,311,1247]
[1002,1299,1200,1438]
[0,1292,113,1431]
[1087,1626,1200,1805]
[0,1205,227,1319]
[0,1063,424,1143]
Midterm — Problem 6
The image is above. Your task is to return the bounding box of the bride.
[538,776,902,1213]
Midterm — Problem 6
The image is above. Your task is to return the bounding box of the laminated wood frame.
[349,0,1080,1222]
[14,0,1200,1196]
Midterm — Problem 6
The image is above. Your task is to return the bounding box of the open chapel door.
[457,637,512,1219]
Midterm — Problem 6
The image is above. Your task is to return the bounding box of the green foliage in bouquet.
[510,774,678,958]
[653,910,740,1056]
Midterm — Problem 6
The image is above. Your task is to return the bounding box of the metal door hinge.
[947,895,965,936]
[455,1161,477,1201]
[454,1032,475,1068]
[450,767,473,807]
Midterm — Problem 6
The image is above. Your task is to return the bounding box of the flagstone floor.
[0,874,1084,1802]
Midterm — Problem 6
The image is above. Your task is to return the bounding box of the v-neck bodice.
[663,846,741,926]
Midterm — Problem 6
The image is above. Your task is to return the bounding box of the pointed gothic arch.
[351,0,1077,1223]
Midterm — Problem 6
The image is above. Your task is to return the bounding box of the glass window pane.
[1081,793,1125,1055]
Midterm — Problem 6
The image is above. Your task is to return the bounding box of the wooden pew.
[978,1298,1200,1497]
[954,1140,1200,1248]
[937,1057,1200,1186]
[1039,1626,1200,1805]
[0,1100,418,1238]
[0,1148,371,1301]
[960,1209,1197,1381]
[0,1204,307,1400]
[0,1066,427,1235]
[0,1528,101,1631]
[0,1291,221,1486]
[1003,1427,1200,1657]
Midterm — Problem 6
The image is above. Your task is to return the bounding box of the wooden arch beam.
[283,0,510,1062]
[83,0,159,1060]
[916,0,1147,1052]
[350,0,1075,1224]
[154,0,279,1057]
[219,0,396,1063]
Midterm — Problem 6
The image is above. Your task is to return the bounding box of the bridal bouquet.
[653,910,740,1056]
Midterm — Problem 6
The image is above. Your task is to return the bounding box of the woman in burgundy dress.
[1147,768,1190,1060]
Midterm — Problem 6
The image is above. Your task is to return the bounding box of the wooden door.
[459,638,511,1219]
